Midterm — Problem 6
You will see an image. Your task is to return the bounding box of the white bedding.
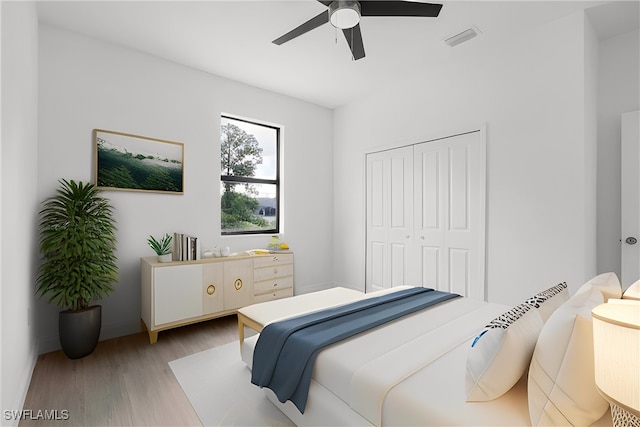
[382,338,530,426]
[242,295,534,426]
[241,286,614,427]
[316,297,506,424]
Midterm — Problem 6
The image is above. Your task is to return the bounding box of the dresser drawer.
[253,287,293,303]
[254,276,294,295]
[253,253,294,268]
[254,263,293,282]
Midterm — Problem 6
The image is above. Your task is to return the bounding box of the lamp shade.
[592,300,640,417]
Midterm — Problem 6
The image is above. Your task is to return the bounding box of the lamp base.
[611,404,640,427]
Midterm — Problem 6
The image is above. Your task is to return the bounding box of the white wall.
[332,11,599,306]
[37,24,333,353]
[1,1,40,423]
[584,12,599,293]
[596,28,640,284]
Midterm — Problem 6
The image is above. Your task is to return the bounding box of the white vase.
[158,253,172,263]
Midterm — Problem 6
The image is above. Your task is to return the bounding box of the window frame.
[220,114,280,236]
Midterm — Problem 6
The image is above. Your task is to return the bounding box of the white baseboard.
[4,349,38,427]
[294,281,335,295]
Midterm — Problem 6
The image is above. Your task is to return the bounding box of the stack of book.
[172,233,201,261]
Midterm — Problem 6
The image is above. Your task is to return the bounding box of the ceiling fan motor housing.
[329,1,361,29]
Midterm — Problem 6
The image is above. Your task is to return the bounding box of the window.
[220,115,280,235]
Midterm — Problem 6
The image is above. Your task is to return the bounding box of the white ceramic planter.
[158,253,172,263]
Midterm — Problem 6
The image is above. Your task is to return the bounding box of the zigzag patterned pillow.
[483,302,534,329]
[465,282,567,402]
[525,282,568,322]
[466,301,543,401]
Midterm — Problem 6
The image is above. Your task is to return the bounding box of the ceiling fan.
[272,1,443,60]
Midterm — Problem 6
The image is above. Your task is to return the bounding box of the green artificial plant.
[36,179,118,311]
[147,233,173,256]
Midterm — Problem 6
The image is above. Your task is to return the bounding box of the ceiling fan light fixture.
[329,1,361,29]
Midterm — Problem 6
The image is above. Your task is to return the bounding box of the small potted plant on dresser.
[147,233,173,262]
[36,179,118,359]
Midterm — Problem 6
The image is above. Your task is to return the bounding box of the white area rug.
[169,341,294,427]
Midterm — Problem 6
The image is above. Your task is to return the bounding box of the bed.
[239,273,626,426]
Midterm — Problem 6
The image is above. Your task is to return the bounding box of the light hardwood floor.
[20,315,238,427]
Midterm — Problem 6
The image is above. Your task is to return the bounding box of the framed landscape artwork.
[94,129,184,194]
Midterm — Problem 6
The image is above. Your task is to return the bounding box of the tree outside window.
[220,116,279,235]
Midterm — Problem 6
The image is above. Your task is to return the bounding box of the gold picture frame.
[94,129,184,194]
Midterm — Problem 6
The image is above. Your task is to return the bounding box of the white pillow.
[623,279,640,300]
[573,271,621,302]
[525,282,569,322]
[465,302,544,401]
[527,286,609,426]
[464,282,568,402]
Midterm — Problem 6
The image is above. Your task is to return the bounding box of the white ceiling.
[37,1,640,109]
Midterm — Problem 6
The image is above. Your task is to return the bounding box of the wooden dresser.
[140,252,293,343]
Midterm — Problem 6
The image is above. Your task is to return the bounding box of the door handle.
[625,237,638,245]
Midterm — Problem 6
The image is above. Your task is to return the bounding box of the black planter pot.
[59,305,102,359]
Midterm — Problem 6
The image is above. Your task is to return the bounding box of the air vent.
[444,26,481,47]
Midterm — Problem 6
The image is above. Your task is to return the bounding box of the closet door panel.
[415,143,447,290]
[451,132,485,300]
[390,157,408,228]
[366,147,413,292]
[420,246,439,288]
[388,150,413,288]
[414,131,485,299]
[449,145,470,231]
[367,153,389,291]
[419,150,440,230]
[446,142,476,296]
[391,243,408,287]
[370,159,385,228]
[370,241,385,289]
[366,130,485,299]
[449,248,470,296]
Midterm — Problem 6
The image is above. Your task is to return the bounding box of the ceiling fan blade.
[342,24,365,60]
[359,1,442,17]
[272,11,329,45]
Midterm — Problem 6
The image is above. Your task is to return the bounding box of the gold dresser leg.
[237,313,246,345]
[141,318,158,344]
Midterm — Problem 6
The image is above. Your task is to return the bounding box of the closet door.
[366,146,414,292]
[413,131,485,300]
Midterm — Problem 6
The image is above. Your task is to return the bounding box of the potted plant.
[147,233,173,262]
[36,179,118,359]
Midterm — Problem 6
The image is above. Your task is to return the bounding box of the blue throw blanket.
[251,287,459,413]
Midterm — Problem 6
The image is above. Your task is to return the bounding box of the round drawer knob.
[234,279,243,291]
[273,268,278,274]
[206,285,216,295]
